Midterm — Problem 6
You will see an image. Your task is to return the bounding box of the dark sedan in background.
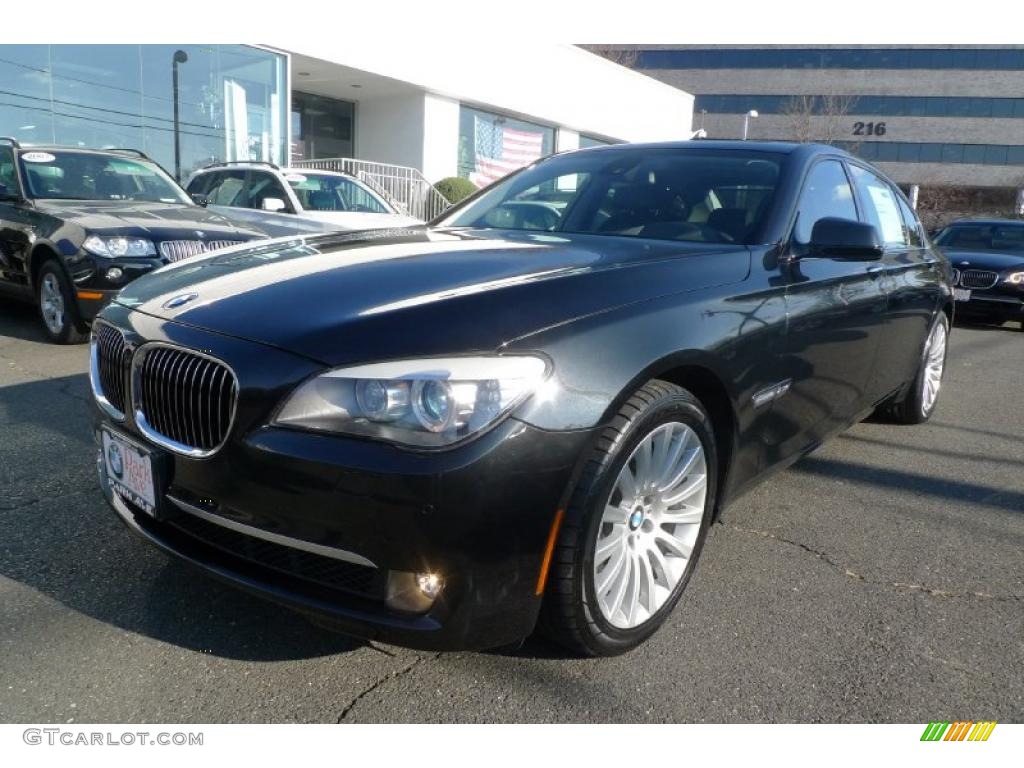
[0,139,266,343]
[933,219,1024,329]
[89,141,952,656]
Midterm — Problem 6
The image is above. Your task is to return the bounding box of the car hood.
[941,248,1024,271]
[114,228,748,365]
[34,200,267,240]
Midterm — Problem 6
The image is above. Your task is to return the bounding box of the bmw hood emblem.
[163,292,198,309]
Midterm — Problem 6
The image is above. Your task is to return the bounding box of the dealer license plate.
[101,429,156,515]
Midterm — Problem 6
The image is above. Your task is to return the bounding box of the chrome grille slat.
[132,344,238,456]
[959,269,998,289]
[158,240,246,262]
[91,322,131,418]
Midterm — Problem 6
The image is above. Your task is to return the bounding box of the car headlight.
[1006,271,1024,285]
[83,235,157,258]
[274,356,549,448]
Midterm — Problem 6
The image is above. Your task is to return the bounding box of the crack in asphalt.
[337,652,440,722]
[728,524,1023,603]
[0,485,99,511]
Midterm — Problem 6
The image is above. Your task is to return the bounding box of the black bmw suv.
[0,139,266,343]
[91,142,953,656]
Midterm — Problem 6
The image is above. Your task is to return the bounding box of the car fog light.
[106,267,124,281]
[386,570,444,613]
[416,572,443,599]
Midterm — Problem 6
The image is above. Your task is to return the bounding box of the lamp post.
[742,109,759,141]
[172,49,189,181]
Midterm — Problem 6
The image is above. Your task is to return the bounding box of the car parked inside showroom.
[932,218,1024,329]
[90,141,953,656]
[0,139,268,343]
[185,162,422,235]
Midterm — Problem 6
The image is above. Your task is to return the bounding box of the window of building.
[458,106,554,188]
[635,48,1024,71]
[792,160,858,246]
[579,134,613,149]
[693,93,1024,119]
[290,92,355,162]
[0,45,287,182]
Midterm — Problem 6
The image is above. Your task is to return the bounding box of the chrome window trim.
[130,342,239,459]
[166,494,377,569]
[89,321,126,422]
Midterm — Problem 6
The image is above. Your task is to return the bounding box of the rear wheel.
[540,380,717,656]
[885,313,949,424]
[36,260,88,345]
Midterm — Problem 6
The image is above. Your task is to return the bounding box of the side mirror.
[261,197,287,213]
[809,217,883,260]
[190,193,209,207]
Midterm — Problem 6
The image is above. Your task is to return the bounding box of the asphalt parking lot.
[0,300,1021,724]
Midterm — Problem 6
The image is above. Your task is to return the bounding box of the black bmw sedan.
[933,219,1024,329]
[90,142,953,656]
[0,140,266,343]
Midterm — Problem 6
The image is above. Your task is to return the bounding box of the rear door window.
[850,165,908,249]
[895,194,924,247]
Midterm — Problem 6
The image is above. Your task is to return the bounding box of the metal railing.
[293,158,452,222]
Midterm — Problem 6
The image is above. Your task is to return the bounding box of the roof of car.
[13,145,151,157]
[568,139,844,156]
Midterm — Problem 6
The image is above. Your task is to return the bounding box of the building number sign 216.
[853,121,886,136]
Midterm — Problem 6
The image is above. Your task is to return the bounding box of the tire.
[885,313,949,425]
[539,380,717,657]
[36,259,88,345]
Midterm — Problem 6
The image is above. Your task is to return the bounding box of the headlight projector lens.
[412,380,455,432]
[355,379,409,422]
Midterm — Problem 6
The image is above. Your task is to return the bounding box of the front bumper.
[954,284,1024,321]
[93,309,593,650]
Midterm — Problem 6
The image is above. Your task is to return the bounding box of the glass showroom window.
[0,45,288,181]
[290,92,355,162]
[458,106,554,188]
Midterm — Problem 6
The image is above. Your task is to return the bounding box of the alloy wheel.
[592,421,707,629]
[40,273,65,336]
[921,320,947,416]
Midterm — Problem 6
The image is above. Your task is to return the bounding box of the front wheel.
[539,380,717,656]
[36,260,88,345]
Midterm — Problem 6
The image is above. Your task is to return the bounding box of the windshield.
[437,147,784,245]
[285,172,390,214]
[934,223,1024,252]
[18,150,190,203]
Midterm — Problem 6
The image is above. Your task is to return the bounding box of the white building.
[281,42,694,182]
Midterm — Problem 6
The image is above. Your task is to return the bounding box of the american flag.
[469,116,545,188]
